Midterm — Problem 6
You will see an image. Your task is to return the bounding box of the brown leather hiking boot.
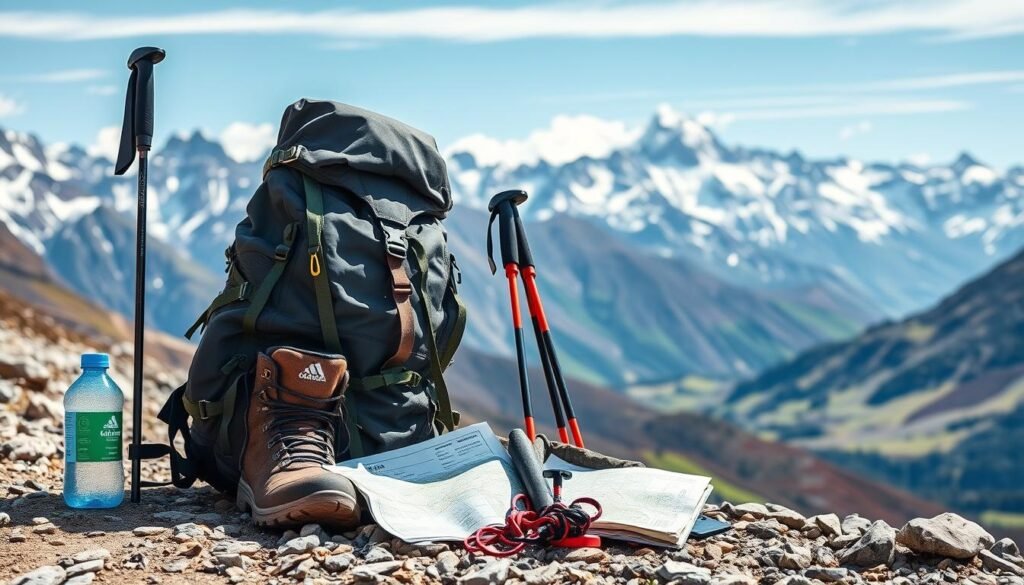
[236,346,360,528]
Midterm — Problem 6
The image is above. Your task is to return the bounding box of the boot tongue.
[268,347,347,404]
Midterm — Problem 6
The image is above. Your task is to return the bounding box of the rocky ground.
[2,295,1024,585]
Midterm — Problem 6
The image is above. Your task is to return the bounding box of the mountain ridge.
[721,247,1024,525]
[1,108,1020,386]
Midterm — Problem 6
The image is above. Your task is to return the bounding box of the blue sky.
[0,1,1022,167]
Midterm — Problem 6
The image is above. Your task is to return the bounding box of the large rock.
[991,538,1021,559]
[810,513,842,538]
[896,513,994,559]
[0,356,49,387]
[980,550,1024,577]
[9,565,67,585]
[841,514,871,536]
[460,559,511,585]
[656,560,711,585]
[1,436,57,461]
[839,520,896,567]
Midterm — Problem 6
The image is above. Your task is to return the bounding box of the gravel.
[0,298,1020,585]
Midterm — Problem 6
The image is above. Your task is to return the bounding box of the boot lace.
[260,382,343,469]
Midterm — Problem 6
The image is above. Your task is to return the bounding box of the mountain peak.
[162,129,228,160]
[952,151,984,172]
[640,103,721,161]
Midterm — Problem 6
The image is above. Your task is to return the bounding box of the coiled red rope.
[464,493,602,557]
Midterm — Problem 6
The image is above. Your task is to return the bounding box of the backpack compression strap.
[409,238,458,432]
[302,175,343,353]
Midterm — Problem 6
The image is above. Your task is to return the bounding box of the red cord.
[464,493,602,557]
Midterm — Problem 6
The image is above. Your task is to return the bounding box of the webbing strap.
[153,384,200,489]
[343,396,364,459]
[303,175,343,354]
[383,254,415,368]
[243,223,297,335]
[409,239,457,432]
[349,368,422,392]
[183,396,222,421]
[180,354,249,420]
[441,281,467,371]
[217,378,241,452]
[185,282,251,339]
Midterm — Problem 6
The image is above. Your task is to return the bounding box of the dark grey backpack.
[144,100,466,492]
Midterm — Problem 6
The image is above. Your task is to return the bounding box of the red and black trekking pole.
[487,193,540,440]
[487,190,584,447]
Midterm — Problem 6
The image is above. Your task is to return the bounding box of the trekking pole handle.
[487,190,530,273]
[497,203,519,268]
[127,47,166,151]
[511,211,535,269]
[486,200,520,274]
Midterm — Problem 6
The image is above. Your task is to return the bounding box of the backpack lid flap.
[272,99,452,213]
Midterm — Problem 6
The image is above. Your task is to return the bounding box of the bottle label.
[65,412,122,463]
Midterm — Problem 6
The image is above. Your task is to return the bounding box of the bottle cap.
[81,353,110,369]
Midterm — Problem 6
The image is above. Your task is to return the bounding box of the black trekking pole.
[114,46,166,504]
[488,190,575,445]
[512,208,585,448]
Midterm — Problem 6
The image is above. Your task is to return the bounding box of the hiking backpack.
[140,100,467,493]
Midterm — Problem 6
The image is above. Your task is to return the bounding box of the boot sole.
[236,479,359,528]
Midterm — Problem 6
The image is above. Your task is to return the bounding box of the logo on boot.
[299,362,328,383]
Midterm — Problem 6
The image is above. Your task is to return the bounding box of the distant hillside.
[446,207,868,385]
[449,347,942,525]
[723,248,1024,525]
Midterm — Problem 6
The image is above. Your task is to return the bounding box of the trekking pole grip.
[127,47,166,152]
[487,190,529,272]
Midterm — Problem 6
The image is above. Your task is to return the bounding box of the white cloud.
[85,85,118,96]
[88,126,122,161]
[839,120,873,141]
[320,39,380,51]
[721,99,968,122]
[0,94,25,117]
[219,122,277,163]
[695,111,736,129]
[5,68,108,83]
[0,1,1022,43]
[446,115,640,167]
[847,70,1024,92]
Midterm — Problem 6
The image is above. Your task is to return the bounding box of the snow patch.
[961,165,997,186]
[11,143,42,172]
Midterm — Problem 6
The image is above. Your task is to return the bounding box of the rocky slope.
[724,248,1024,527]
[2,288,1024,585]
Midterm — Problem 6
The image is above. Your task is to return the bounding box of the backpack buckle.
[196,400,214,420]
[380,223,408,259]
[262,146,302,178]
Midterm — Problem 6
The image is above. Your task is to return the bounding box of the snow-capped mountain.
[448,105,1024,317]
[0,107,1019,386]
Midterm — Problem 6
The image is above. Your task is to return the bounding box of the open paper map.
[326,423,712,547]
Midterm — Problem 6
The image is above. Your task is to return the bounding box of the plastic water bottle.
[64,353,124,508]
